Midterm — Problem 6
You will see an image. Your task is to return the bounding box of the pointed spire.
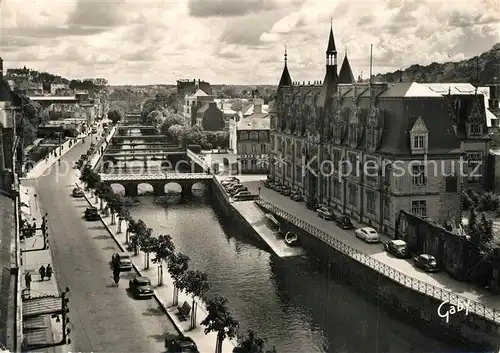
[326,19,336,54]
[278,46,292,87]
[338,52,355,84]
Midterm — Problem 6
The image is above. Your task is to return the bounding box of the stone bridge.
[117,125,157,134]
[100,172,214,197]
[111,135,168,141]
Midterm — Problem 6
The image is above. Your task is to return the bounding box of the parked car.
[384,240,410,258]
[306,201,319,210]
[290,191,303,202]
[355,227,380,243]
[336,215,354,229]
[229,186,248,196]
[226,184,244,192]
[165,335,199,353]
[233,191,253,200]
[277,185,291,196]
[264,180,275,189]
[84,207,100,221]
[413,254,439,272]
[272,182,282,191]
[317,206,335,220]
[221,177,239,186]
[72,187,84,198]
[234,190,251,197]
[128,276,154,298]
[74,160,83,169]
[112,252,133,271]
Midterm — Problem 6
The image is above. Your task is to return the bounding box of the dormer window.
[468,123,483,136]
[409,117,429,154]
[412,135,425,149]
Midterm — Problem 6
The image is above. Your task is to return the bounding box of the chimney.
[195,79,199,90]
[0,57,3,78]
[253,98,263,114]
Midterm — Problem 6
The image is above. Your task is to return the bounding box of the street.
[22,135,179,352]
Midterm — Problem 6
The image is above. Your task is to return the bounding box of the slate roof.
[338,55,355,84]
[237,113,270,130]
[198,103,210,113]
[326,26,336,54]
[0,79,12,102]
[278,64,292,87]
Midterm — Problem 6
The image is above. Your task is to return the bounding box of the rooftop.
[237,113,270,130]
[29,96,77,101]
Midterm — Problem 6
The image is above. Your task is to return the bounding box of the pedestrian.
[113,267,120,286]
[46,264,53,280]
[25,272,32,290]
[39,265,46,281]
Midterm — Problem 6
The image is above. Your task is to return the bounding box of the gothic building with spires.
[268,26,490,236]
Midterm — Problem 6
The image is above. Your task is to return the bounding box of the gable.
[410,117,428,133]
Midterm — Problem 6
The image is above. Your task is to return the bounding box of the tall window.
[412,135,425,149]
[333,149,341,170]
[260,144,266,154]
[348,153,358,177]
[296,142,302,159]
[383,197,390,220]
[348,183,358,206]
[411,200,427,217]
[332,180,341,198]
[366,191,376,214]
[411,164,427,186]
[251,132,258,140]
[468,123,482,135]
[295,165,302,183]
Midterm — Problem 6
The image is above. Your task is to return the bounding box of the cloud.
[0,0,497,85]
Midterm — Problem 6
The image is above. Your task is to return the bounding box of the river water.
[109,133,465,353]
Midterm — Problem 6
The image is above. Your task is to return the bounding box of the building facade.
[236,101,270,174]
[268,26,487,236]
[197,102,224,131]
[176,79,212,113]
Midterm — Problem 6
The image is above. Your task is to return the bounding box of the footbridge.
[103,151,186,158]
[106,145,180,152]
[100,172,214,197]
[111,135,168,141]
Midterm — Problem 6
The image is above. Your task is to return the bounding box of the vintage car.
[84,207,100,221]
[336,215,354,229]
[317,206,335,220]
[413,254,439,273]
[290,191,303,202]
[111,252,133,271]
[72,187,85,198]
[165,335,199,353]
[128,276,154,298]
[384,240,410,258]
[355,227,380,243]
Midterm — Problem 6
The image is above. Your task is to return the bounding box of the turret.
[278,47,292,88]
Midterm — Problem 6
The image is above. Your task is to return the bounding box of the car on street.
[229,186,248,196]
[317,206,335,220]
[226,183,244,193]
[221,177,239,186]
[413,254,439,272]
[72,187,85,198]
[355,227,380,243]
[384,239,410,258]
[233,191,253,201]
[306,201,319,210]
[336,215,354,229]
[84,207,100,221]
[290,191,303,202]
[278,185,292,196]
[128,276,154,298]
[165,335,199,353]
[264,180,275,189]
[112,252,133,271]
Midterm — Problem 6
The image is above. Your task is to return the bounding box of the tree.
[117,206,130,234]
[151,234,176,286]
[138,228,156,269]
[130,219,148,256]
[167,252,190,306]
[145,109,163,126]
[235,330,267,353]
[86,170,101,189]
[97,183,113,210]
[126,218,136,244]
[106,192,122,225]
[159,113,184,135]
[201,295,239,353]
[167,124,187,141]
[183,270,211,329]
[467,210,495,286]
[107,109,123,124]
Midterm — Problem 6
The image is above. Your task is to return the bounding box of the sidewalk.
[19,185,73,353]
[21,133,87,180]
[74,179,237,353]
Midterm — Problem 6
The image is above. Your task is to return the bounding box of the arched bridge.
[118,125,157,134]
[112,135,168,141]
[100,172,214,197]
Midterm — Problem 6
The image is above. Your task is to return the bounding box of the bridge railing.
[186,149,209,170]
[255,199,500,324]
[100,172,214,181]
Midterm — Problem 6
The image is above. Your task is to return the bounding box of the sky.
[1,0,499,86]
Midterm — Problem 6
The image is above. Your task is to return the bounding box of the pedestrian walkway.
[74,179,236,353]
[256,185,500,323]
[19,185,73,353]
[21,134,87,180]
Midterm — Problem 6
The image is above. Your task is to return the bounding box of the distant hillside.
[373,43,500,84]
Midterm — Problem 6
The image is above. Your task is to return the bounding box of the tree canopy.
[107,109,123,124]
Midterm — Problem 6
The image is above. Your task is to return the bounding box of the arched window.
[259,132,266,140]
[250,132,258,140]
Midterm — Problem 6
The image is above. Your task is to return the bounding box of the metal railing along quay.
[255,199,500,324]
[100,172,214,181]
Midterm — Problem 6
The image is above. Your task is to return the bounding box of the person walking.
[39,265,46,281]
[112,267,120,287]
[25,272,32,290]
[46,264,53,280]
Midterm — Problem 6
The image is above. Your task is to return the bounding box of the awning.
[23,296,63,319]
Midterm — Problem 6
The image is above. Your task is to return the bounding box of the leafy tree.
[138,228,156,269]
[167,252,190,305]
[201,295,239,353]
[106,192,123,225]
[86,170,101,189]
[126,218,136,244]
[167,124,187,141]
[97,183,113,210]
[159,113,184,135]
[183,270,211,329]
[235,330,267,353]
[117,206,130,234]
[151,234,176,286]
[130,219,148,256]
[467,210,495,286]
[145,109,163,126]
[107,109,123,124]
[230,100,243,111]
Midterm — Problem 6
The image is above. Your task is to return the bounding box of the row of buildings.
[267,25,500,236]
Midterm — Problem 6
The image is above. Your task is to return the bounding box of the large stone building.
[269,26,490,236]
[176,79,212,113]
